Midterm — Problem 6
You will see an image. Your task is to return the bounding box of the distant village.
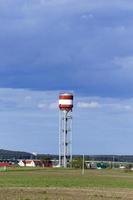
[0,149,133,170]
[0,158,133,171]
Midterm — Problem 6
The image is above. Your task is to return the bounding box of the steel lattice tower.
[59,93,73,168]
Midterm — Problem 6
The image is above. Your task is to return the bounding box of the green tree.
[71,157,86,169]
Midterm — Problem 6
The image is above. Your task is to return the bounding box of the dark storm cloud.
[0,0,133,96]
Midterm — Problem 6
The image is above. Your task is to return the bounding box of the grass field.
[0,167,133,199]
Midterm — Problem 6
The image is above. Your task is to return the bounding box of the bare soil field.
[0,187,133,200]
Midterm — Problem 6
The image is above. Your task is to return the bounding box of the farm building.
[18,160,42,167]
[0,162,12,167]
[18,159,52,167]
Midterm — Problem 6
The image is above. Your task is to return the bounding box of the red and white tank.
[59,93,73,111]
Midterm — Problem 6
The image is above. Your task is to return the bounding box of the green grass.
[0,167,133,189]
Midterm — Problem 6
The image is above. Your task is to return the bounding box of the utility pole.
[82,154,85,175]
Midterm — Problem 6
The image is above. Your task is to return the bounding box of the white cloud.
[103,103,133,112]
[0,88,59,110]
[77,101,100,109]
[24,95,32,100]
[76,96,133,113]
[81,13,94,20]
[49,101,58,109]
[37,103,47,109]
[114,56,133,70]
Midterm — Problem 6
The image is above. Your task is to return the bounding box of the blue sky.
[0,0,133,154]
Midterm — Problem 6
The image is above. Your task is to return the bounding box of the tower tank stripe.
[59,99,73,105]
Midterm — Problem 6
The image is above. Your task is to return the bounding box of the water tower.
[59,93,73,168]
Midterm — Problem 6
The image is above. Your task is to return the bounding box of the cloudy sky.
[0,0,133,154]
